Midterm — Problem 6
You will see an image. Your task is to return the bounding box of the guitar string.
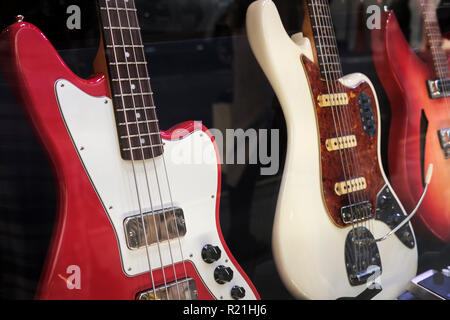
[122,0,189,299]
[103,0,160,298]
[321,0,374,272]
[421,0,450,121]
[315,0,367,273]
[111,0,182,299]
[310,0,361,272]
[125,0,190,297]
[316,0,373,275]
[313,0,368,273]
[322,0,372,275]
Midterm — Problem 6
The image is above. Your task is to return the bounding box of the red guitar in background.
[0,0,259,299]
[372,0,450,242]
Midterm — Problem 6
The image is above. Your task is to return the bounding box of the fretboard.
[97,0,163,161]
[420,0,450,79]
[305,0,344,82]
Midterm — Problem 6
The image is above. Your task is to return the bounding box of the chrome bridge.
[438,128,450,159]
[137,278,198,300]
[427,78,450,99]
[124,207,186,250]
[341,201,373,224]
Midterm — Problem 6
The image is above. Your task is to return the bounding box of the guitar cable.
[374,164,434,243]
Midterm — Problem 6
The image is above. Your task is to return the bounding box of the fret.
[118,119,159,126]
[104,26,140,30]
[112,77,151,82]
[306,0,343,80]
[116,106,156,112]
[123,144,165,152]
[97,0,163,160]
[99,7,137,12]
[107,44,143,48]
[110,61,147,66]
[121,132,161,139]
[114,91,153,98]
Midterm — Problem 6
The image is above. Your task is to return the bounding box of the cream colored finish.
[247,0,417,299]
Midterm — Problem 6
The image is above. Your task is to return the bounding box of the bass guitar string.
[103,0,159,298]
[321,0,374,272]
[113,0,182,299]
[123,0,189,299]
[310,0,361,270]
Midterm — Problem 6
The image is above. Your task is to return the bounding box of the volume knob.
[202,244,221,264]
[231,286,246,300]
[214,265,233,284]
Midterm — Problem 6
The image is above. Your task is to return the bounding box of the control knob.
[214,265,233,284]
[201,244,221,264]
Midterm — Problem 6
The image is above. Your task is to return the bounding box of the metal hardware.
[427,79,450,99]
[335,177,367,196]
[137,278,198,300]
[124,207,186,250]
[375,186,415,248]
[326,135,357,152]
[345,227,382,286]
[438,128,450,159]
[341,201,373,224]
[317,92,349,107]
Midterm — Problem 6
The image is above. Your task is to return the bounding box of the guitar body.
[372,11,450,242]
[247,0,417,299]
[0,21,259,300]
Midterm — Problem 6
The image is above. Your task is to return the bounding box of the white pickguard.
[247,0,418,299]
[55,79,256,300]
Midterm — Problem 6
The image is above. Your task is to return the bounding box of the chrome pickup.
[438,128,450,159]
[341,201,373,224]
[427,78,450,99]
[137,278,198,300]
[124,207,186,250]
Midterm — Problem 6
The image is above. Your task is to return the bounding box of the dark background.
[0,0,449,299]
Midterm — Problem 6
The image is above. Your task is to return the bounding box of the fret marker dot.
[125,52,130,58]
[136,113,141,119]
[141,138,146,145]
[131,84,136,90]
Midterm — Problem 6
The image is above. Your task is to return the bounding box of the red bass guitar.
[0,0,259,299]
[372,1,450,242]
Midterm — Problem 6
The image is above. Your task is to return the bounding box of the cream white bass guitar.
[247,0,424,299]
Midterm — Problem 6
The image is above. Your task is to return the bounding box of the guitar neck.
[302,0,344,81]
[420,0,450,79]
[97,0,163,161]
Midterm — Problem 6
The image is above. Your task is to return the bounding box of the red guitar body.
[0,21,259,300]
[372,11,450,242]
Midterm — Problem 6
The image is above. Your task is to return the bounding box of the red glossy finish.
[372,12,450,242]
[0,22,259,299]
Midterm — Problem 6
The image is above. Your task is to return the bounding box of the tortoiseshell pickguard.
[301,55,385,227]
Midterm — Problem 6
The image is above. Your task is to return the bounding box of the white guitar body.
[247,0,418,299]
